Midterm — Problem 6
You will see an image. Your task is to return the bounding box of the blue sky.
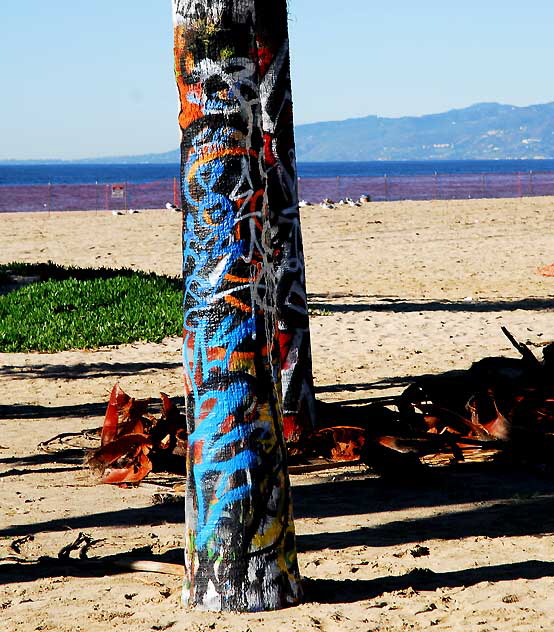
[2,0,554,160]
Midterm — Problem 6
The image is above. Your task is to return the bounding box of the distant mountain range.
[295,101,554,161]
[4,101,554,164]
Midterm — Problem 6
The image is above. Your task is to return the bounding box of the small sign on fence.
[111,184,125,199]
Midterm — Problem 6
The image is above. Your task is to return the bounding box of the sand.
[1,197,554,631]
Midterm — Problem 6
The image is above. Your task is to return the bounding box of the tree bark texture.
[255,2,317,442]
[172,0,304,611]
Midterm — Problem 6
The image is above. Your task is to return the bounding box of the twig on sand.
[57,532,101,560]
[38,429,100,453]
[10,535,35,554]
[501,326,541,368]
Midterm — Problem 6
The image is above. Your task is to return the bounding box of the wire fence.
[0,179,179,213]
[297,170,554,204]
[2,171,554,212]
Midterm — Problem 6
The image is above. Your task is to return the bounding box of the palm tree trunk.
[172,0,302,611]
[254,2,317,442]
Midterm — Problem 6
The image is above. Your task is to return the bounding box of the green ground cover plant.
[0,262,182,352]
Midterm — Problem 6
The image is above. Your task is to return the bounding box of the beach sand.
[1,197,554,631]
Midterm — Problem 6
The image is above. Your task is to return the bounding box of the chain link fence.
[2,171,554,212]
[297,170,554,204]
[0,179,179,213]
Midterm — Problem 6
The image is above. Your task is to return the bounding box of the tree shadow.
[308,298,554,314]
[5,543,554,608]
[3,466,554,602]
[0,546,182,584]
[292,467,554,522]
[0,402,108,421]
[0,396,186,421]
[5,549,554,602]
[1,504,184,539]
[0,450,85,467]
[296,493,554,552]
[0,361,181,381]
[0,262,180,286]
[314,372,443,395]
[0,465,82,479]
[2,467,553,539]
[303,561,554,604]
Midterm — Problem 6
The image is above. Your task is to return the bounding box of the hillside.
[295,102,554,161]
[114,102,554,163]
[3,102,554,164]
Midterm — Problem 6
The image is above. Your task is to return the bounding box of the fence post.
[173,176,179,207]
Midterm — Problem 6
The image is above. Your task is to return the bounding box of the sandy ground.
[1,197,554,631]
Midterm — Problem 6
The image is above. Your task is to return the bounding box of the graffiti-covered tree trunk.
[172,0,303,611]
[255,3,317,442]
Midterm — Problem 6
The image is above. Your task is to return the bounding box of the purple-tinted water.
[2,165,554,212]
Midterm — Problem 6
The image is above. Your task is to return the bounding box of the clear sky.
[2,0,554,160]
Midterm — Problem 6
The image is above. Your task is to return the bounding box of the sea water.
[2,160,554,186]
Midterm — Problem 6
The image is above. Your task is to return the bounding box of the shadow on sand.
[3,466,554,603]
[308,295,554,314]
[303,560,554,604]
[0,361,181,381]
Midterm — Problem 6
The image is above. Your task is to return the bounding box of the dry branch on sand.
[74,329,554,486]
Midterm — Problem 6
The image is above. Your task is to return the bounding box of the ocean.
[2,159,554,186]
[2,160,554,211]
